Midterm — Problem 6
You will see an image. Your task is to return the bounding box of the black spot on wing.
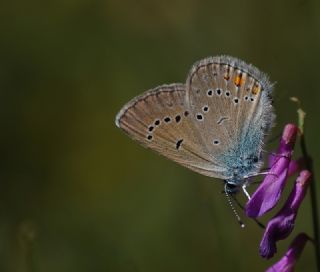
[176,139,183,150]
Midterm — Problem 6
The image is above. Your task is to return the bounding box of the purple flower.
[287,158,304,177]
[246,124,299,218]
[259,170,311,259]
[266,233,310,272]
[269,156,304,177]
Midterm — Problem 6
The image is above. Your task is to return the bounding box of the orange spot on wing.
[252,83,261,95]
[224,65,230,80]
[234,73,244,87]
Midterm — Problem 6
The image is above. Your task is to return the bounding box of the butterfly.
[115,55,274,197]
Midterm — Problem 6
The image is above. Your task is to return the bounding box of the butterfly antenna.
[224,184,245,228]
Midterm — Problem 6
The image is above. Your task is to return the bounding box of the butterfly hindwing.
[186,56,274,177]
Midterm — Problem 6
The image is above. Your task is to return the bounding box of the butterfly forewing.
[116,83,228,178]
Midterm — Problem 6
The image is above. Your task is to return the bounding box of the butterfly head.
[224,181,241,194]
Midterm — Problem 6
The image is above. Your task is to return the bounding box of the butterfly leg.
[242,185,251,200]
[244,171,278,179]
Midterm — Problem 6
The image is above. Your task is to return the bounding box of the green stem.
[291,97,320,272]
[300,134,320,272]
[290,97,320,272]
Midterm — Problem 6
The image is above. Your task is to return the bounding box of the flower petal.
[288,157,304,177]
[259,170,311,259]
[266,233,310,272]
[246,159,289,217]
[246,124,298,218]
[270,155,304,177]
[260,214,295,259]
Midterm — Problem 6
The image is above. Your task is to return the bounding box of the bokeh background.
[0,0,319,271]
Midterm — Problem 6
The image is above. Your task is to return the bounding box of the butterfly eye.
[148,126,154,132]
[216,89,222,95]
[207,89,213,96]
[213,139,220,145]
[225,91,231,97]
[233,98,239,104]
[175,115,181,123]
[154,119,160,126]
[147,135,153,141]
[184,111,189,117]
[164,117,171,123]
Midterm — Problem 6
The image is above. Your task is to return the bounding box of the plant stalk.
[300,134,320,272]
[291,97,320,271]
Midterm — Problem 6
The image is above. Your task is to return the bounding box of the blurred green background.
[0,0,319,271]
